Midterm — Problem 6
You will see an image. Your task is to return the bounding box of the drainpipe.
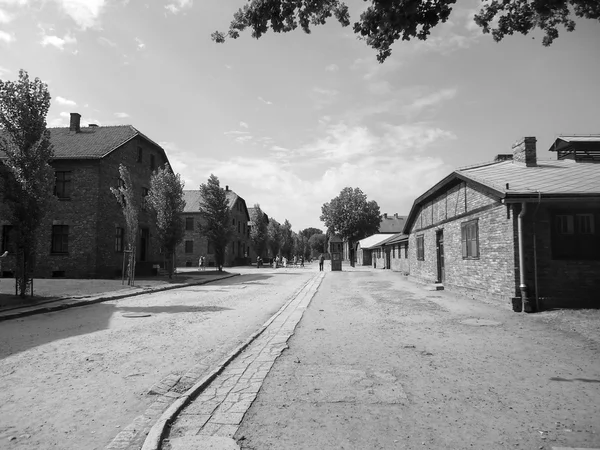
[517,202,531,313]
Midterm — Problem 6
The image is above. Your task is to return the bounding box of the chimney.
[69,113,81,133]
[225,185,229,191]
[383,213,388,219]
[512,137,537,167]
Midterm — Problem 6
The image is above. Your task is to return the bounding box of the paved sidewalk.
[151,272,326,450]
[0,270,239,321]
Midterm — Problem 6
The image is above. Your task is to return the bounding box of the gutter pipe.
[517,202,531,313]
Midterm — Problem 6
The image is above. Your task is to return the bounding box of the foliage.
[213,0,600,62]
[147,163,186,278]
[0,69,55,297]
[110,164,139,284]
[308,233,327,255]
[267,219,281,257]
[280,219,294,258]
[249,203,269,258]
[299,227,323,240]
[320,187,380,244]
[197,174,233,272]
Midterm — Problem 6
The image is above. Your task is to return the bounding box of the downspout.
[532,191,542,312]
[517,202,531,313]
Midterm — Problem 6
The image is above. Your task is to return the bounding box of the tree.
[110,164,139,285]
[0,69,55,297]
[308,233,327,256]
[267,219,281,258]
[320,187,380,246]
[147,163,186,279]
[213,1,600,62]
[299,227,323,241]
[249,203,269,259]
[280,219,294,258]
[197,174,233,272]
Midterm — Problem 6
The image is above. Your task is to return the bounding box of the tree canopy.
[320,187,380,243]
[249,203,269,258]
[147,163,186,278]
[0,69,55,297]
[198,174,233,271]
[213,0,600,62]
[267,219,282,257]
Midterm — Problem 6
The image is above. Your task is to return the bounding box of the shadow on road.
[117,305,232,314]
[550,377,600,383]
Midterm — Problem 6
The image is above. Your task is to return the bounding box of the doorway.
[436,229,445,283]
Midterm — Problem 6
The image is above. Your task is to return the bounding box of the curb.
[0,273,240,322]
[141,274,323,450]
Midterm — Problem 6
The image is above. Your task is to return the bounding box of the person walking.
[300,255,304,268]
[199,255,205,271]
[319,253,325,271]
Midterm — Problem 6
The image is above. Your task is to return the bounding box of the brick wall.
[388,242,409,273]
[408,182,517,303]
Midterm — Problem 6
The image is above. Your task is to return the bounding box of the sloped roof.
[0,125,167,160]
[380,233,408,246]
[357,234,394,250]
[183,189,250,221]
[379,215,407,233]
[458,159,600,197]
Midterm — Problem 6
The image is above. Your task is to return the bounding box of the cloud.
[224,130,249,136]
[0,29,15,43]
[97,36,116,47]
[41,32,76,49]
[114,112,129,118]
[54,0,106,29]
[310,87,338,110]
[325,63,339,72]
[258,96,273,106]
[406,87,457,115]
[234,135,253,144]
[165,0,192,14]
[56,96,77,106]
[351,56,402,80]
[367,80,392,96]
[0,8,14,23]
[135,37,145,50]
[239,121,248,129]
[0,65,9,76]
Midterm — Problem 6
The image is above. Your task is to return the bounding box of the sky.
[1,0,599,232]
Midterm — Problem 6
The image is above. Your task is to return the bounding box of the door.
[436,230,445,283]
[385,248,391,269]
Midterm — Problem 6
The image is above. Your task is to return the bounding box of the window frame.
[185,217,194,231]
[115,227,124,252]
[184,240,194,254]
[416,234,424,261]
[551,210,598,260]
[137,147,143,163]
[141,187,149,211]
[461,219,480,260]
[54,170,72,199]
[51,225,69,254]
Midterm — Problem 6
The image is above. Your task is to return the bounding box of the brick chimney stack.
[512,137,537,167]
[69,113,81,133]
[225,185,229,191]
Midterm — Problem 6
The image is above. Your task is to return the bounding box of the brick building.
[176,187,251,268]
[404,136,600,311]
[0,113,170,278]
[351,213,407,266]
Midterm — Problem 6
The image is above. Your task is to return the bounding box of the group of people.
[256,254,307,269]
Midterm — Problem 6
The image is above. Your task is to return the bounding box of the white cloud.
[97,36,116,47]
[234,135,253,144]
[114,112,129,118]
[56,96,77,106]
[164,0,192,14]
[367,80,392,96]
[0,29,15,43]
[239,121,248,129]
[407,88,457,115]
[41,33,76,50]
[258,96,273,105]
[54,0,106,29]
[0,8,14,23]
[135,37,145,50]
[325,63,339,72]
[224,130,249,136]
[311,87,338,110]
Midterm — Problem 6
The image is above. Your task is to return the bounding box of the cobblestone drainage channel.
[460,318,501,326]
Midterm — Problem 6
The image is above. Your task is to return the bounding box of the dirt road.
[236,270,600,449]
[0,270,314,450]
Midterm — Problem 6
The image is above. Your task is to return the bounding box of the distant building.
[0,113,170,278]
[175,186,251,268]
[404,135,600,311]
[345,213,407,265]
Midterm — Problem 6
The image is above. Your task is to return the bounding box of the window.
[238,222,241,233]
[115,227,124,252]
[185,240,193,253]
[51,225,69,253]
[416,235,424,261]
[552,212,598,260]
[141,187,149,211]
[150,154,156,170]
[461,219,479,259]
[137,147,143,163]
[232,218,236,226]
[185,217,194,231]
[54,171,72,199]
[2,225,14,253]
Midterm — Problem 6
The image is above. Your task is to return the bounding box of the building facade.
[176,187,251,268]
[404,136,600,310]
[0,113,170,278]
